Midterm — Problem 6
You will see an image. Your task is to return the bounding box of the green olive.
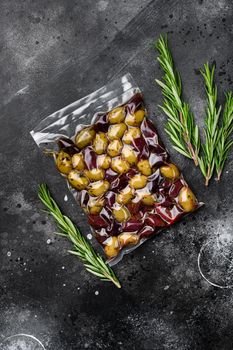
[134,109,145,123]
[122,145,137,165]
[119,233,139,247]
[178,186,197,212]
[122,127,141,144]
[88,180,110,197]
[84,168,105,181]
[67,170,89,190]
[75,127,96,149]
[160,163,180,180]
[141,194,155,206]
[89,205,102,215]
[107,123,127,140]
[71,153,85,171]
[107,139,123,157]
[108,106,125,124]
[137,159,152,176]
[129,174,147,189]
[125,109,145,126]
[56,151,72,175]
[116,186,135,205]
[104,237,119,258]
[93,132,108,154]
[112,205,131,222]
[88,197,105,215]
[125,114,135,126]
[97,154,111,169]
[111,157,130,174]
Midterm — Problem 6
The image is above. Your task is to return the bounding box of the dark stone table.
[0,0,233,349]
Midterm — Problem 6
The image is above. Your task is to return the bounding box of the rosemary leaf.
[215,91,233,180]
[38,184,121,288]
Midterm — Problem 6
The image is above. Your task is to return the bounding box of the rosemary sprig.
[215,91,233,180]
[38,184,121,288]
[155,35,233,185]
[198,63,222,186]
[155,35,200,166]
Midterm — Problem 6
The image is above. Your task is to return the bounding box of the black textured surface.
[0,0,233,349]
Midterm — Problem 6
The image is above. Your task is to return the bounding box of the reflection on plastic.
[1,334,45,350]
[198,233,233,289]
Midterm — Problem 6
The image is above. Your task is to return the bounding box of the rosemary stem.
[217,169,222,182]
[186,138,199,166]
[109,276,121,289]
[205,165,211,186]
[179,111,199,166]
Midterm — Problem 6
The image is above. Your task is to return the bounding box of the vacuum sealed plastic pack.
[30,73,202,265]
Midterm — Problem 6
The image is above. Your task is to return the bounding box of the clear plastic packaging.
[30,73,202,265]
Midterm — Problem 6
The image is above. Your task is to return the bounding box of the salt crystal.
[64,195,68,201]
